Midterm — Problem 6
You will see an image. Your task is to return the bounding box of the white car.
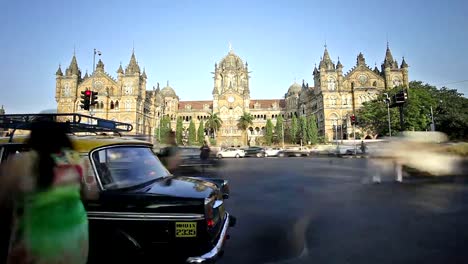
[265,147,283,157]
[217,148,245,158]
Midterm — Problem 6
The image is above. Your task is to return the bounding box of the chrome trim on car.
[87,211,205,221]
[186,212,230,264]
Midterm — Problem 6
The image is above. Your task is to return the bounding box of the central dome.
[219,50,245,70]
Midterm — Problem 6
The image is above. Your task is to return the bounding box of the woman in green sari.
[1,121,88,264]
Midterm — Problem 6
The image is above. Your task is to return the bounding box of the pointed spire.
[383,43,395,68]
[125,49,140,74]
[336,56,343,69]
[96,59,104,71]
[319,45,334,70]
[357,52,366,66]
[313,63,318,75]
[141,68,147,79]
[393,59,398,69]
[66,54,80,76]
[56,64,63,76]
[400,56,408,68]
[117,62,123,74]
[373,62,380,74]
[84,70,89,78]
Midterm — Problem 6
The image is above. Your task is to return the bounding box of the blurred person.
[199,141,211,174]
[159,131,181,173]
[200,141,211,161]
[360,140,367,154]
[0,121,88,264]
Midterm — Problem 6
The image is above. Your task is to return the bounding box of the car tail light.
[204,196,224,231]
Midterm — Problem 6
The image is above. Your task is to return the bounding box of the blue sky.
[0,0,467,113]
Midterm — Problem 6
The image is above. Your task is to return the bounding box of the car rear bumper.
[186,212,234,263]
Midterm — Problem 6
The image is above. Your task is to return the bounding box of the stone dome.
[219,50,245,70]
[287,82,302,95]
[161,83,177,97]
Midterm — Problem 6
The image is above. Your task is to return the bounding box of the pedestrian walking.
[200,141,211,174]
[0,120,89,264]
[360,140,367,154]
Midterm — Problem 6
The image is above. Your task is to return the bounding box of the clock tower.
[212,46,250,146]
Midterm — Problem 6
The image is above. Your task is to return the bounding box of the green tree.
[238,113,254,145]
[265,119,274,145]
[155,116,172,144]
[275,115,284,145]
[357,80,468,140]
[197,121,205,145]
[299,116,307,144]
[290,114,298,144]
[205,112,223,139]
[188,120,196,145]
[175,117,183,144]
[307,115,318,145]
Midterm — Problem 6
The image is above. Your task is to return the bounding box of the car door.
[226,148,235,157]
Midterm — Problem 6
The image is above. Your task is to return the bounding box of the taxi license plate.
[175,222,197,237]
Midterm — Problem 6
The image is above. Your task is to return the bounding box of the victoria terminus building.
[55,45,408,145]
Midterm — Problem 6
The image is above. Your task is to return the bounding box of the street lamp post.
[430,106,435,131]
[281,121,285,149]
[383,93,392,137]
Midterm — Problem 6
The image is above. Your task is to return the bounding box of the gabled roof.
[178,100,213,110]
[249,99,285,109]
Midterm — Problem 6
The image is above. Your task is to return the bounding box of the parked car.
[244,146,266,157]
[217,147,245,158]
[265,147,284,157]
[0,114,235,263]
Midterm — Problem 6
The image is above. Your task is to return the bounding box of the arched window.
[110,101,115,110]
[99,101,104,109]
[115,100,119,109]
[373,81,377,87]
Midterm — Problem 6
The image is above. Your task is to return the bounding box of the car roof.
[0,135,152,153]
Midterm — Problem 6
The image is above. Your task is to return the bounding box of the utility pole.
[383,93,392,137]
[282,121,285,149]
[430,106,435,131]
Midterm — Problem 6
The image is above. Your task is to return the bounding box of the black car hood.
[125,176,217,200]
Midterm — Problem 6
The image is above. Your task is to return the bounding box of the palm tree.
[238,112,254,146]
[205,112,223,139]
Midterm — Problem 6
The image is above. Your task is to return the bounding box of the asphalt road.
[215,157,468,264]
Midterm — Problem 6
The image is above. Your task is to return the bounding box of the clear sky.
[1,0,467,114]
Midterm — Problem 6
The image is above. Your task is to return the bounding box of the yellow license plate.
[175,222,197,237]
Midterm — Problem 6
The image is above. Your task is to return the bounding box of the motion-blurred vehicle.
[0,114,235,263]
[244,146,266,157]
[283,146,310,157]
[217,147,245,158]
[265,147,284,157]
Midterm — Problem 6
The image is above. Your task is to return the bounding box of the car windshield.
[92,146,170,190]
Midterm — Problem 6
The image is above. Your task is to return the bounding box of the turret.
[96,59,104,72]
[125,50,141,75]
[56,64,63,76]
[356,53,366,67]
[65,54,81,77]
[319,46,335,71]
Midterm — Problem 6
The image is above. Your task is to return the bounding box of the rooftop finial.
[167,80,169,87]
[73,45,75,56]
[324,39,327,49]
[229,42,232,52]
[132,40,135,53]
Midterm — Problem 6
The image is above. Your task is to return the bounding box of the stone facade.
[55,44,408,144]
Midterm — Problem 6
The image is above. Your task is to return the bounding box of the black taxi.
[0,114,235,263]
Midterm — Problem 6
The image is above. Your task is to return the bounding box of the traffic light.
[90,91,98,107]
[350,115,356,125]
[394,89,408,104]
[80,90,91,110]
